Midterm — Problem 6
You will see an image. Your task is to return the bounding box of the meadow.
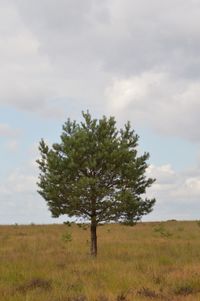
[1,221,200,301]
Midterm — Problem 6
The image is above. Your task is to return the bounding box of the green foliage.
[63,221,72,227]
[153,223,173,238]
[196,220,200,227]
[37,111,155,225]
[62,231,72,243]
[37,111,156,255]
[172,277,200,296]
[77,223,89,230]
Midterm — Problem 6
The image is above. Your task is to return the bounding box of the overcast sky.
[1,0,200,224]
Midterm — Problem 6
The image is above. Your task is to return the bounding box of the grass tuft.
[16,278,52,294]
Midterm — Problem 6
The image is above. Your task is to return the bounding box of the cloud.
[0,3,73,117]
[147,164,176,185]
[0,158,71,224]
[1,152,200,223]
[0,1,109,118]
[144,162,200,220]
[147,163,200,200]
[0,160,54,224]
[0,168,37,195]
[0,0,198,140]
[14,0,200,78]
[106,72,200,141]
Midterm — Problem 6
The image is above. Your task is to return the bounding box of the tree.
[37,111,156,256]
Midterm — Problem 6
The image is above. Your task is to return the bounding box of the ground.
[1,221,200,301]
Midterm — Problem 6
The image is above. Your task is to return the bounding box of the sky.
[1,0,200,224]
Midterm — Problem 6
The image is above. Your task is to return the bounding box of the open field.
[1,221,200,301]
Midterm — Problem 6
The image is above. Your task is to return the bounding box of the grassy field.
[1,221,200,301]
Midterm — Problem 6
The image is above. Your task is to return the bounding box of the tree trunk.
[90,219,97,257]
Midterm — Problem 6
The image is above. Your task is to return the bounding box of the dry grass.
[1,221,200,300]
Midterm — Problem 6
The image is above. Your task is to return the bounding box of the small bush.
[137,287,159,298]
[96,295,109,301]
[76,223,88,230]
[173,284,194,296]
[62,231,72,242]
[16,278,51,294]
[196,220,200,227]
[64,221,72,227]
[172,277,200,297]
[153,224,172,237]
[116,292,127,301]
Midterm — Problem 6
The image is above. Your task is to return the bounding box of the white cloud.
[173,177,200,199]
[0,169,37,195]
[0,3,71,117]
[0,1,108,118]
[0,161,68,224]
[147,164,175,185]
[106,72,200,141]
[0,0,200,139]
[147,163,200,200]
[143,162,200,220]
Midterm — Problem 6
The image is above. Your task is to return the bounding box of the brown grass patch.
[16,277,52,294]
[137,287,160,298]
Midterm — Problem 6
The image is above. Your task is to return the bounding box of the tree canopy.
[37,111,156,256]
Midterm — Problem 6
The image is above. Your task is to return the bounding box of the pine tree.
[37,111,156,256]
